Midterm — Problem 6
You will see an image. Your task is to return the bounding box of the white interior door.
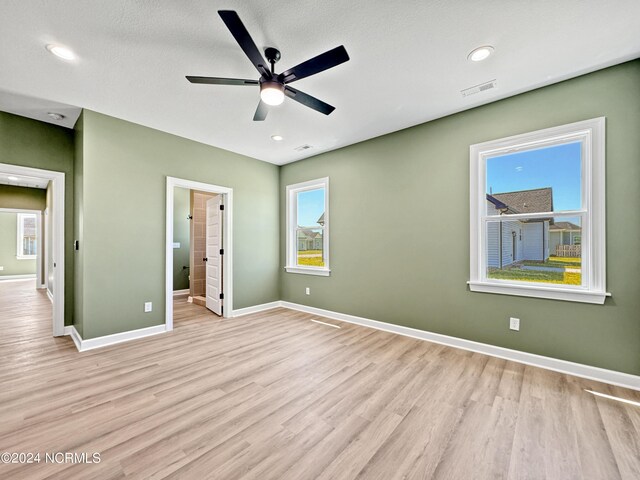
[205,196,223,315]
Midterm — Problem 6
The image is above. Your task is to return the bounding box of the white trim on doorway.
[165,177,233,331]
[0,163,65,336]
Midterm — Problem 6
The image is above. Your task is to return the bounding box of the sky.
[297,188,325,227]
[486,141,582,212]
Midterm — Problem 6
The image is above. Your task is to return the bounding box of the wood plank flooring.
[1,279,639,479]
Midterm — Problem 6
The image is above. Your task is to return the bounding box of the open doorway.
[0,163,65,336]
[165,177,233,331]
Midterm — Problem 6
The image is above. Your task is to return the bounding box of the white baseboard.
[173,289,190,296]
[231,301,283,317]
[0,274,36,282]
[64,326,83,351]
[279,301,640,392]
[64,324,167,352]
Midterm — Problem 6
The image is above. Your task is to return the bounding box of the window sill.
[285,266,331,277]
[467,281,610,304]
[16,255,36,260]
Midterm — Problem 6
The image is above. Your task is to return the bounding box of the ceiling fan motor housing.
[264,47,281,64]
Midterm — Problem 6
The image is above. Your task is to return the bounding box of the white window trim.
[285,177,330,276]
[16,213,37,260]
[468,117,609,304]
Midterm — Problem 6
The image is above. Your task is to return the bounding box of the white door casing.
[205,196,223,315]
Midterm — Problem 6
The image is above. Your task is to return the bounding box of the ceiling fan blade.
[278,45,349,84]
[218,10,271,78]
[253,100,268,121]
[186,76,259,86]
[284,86,335,115]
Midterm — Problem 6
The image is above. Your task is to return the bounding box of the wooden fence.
[555,245,581,257]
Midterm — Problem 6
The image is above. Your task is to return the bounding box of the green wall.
[173,187,190,291]
[0,212,36,276]
[0,185,46,277]
[0,112,74,325]
[78,110,279,339]
[279,60,640,376]
[0,184,46,210]
[73,113,84,336]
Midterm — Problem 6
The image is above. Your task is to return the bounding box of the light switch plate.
[172,242,180,249]
[144,302,153,313]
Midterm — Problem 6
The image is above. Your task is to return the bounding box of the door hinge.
[219,293,224,300]
[203,257,208,262]
[219,204,225,211]
[220,248,224,255]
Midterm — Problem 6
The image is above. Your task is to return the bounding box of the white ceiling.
[0,1,639,166]
[0,173,49,189]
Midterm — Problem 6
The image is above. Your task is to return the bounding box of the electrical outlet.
[144,302,153,313]
[509,317,520,331]
[305,287,310,295]
[0,266,4,271]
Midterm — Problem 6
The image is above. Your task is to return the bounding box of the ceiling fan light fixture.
[468,45,494,62]
[260,81,285,106]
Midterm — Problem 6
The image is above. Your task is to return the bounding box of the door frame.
[165,176,233,331]
[0,162,65,336]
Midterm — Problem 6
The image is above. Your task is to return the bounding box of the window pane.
[20,215,37,256]
[486,142,582,215]
[296,228,324,267]
[297,188,325,228]
[486,216,582,286]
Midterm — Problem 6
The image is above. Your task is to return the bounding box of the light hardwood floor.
[1,279,639,479]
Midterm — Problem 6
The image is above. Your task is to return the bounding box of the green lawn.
[297,250,324,267]
[521,256,581,268]
[488,256,582,285]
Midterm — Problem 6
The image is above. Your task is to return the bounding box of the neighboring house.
[297,229,323,251]
[486,187,553,268]
[297,212,325,251]
[549,221,581,251]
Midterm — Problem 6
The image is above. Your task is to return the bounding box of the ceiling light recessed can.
[271,135,284,141]
[45,44,76,61]
[468,46,494,62]
[47,112,65,121]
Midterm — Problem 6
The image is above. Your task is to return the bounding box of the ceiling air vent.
[461,79,497,98]
[294,144,314,152]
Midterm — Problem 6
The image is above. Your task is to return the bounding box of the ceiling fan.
[186,10,350,121]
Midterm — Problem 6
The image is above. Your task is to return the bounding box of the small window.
[469,118,608,304]
[285,178,329,276]
[17,213,37,260]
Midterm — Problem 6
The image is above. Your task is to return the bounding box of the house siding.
[522,222,546,261]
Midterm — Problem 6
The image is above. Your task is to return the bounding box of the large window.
[285,177,330,276]
[469,118,608,304]
[17,213,37,260]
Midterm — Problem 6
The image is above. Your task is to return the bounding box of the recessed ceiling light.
[47,112,65,121]
[271,135,284,141]
[8,176,19,181]
[45,44,76,61]
[468,46,494,62]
